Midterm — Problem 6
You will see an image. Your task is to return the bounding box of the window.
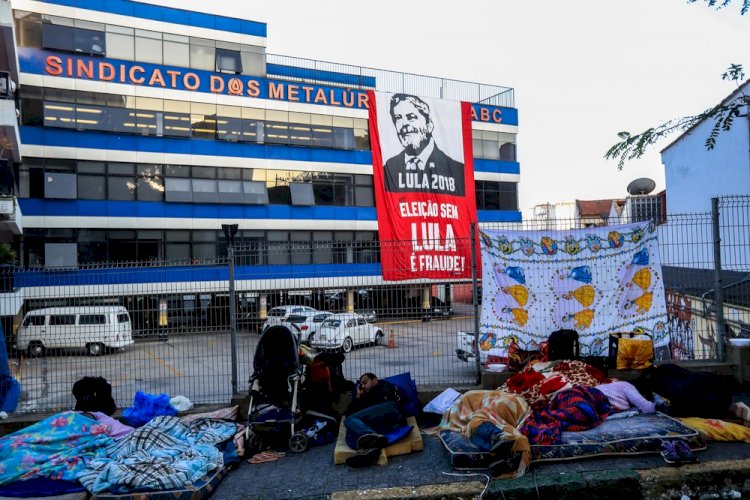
[105,25,134,60]
[78,229,106,263]
[44,242,77,268]
[117,313,130,323]
[135,30,162,64]
[42,23,105,55]
[192,179,219,203]
[216,48,242,74]
[49,314,76,326]
[79,314,106,325]
[163,34,189,67]
[243,181,268,204]
[190,38,215,71]
[164,178,192,203]
[290,182,314,206]
[357,318,367,326]
[218,180,243,204]
[78,175,105,200]
[476,181,518,211]
[45,172,77,199]
[23,315,46,327]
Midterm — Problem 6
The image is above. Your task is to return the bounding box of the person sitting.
[344,373,411,468]
[595,380,656,414]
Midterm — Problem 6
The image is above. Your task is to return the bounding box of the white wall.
[662,102,750,215]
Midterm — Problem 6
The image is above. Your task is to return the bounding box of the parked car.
[310,313,384,353]
[455,330,505,365]
[261,305,319,332]
[16,306,134,357]
[263,311,332,344]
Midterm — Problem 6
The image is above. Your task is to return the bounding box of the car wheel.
[28,341,45,358]
[87,342,105,356]
[374,331,384,346]
[341,337,353,353]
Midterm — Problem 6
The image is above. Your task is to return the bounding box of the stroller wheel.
[289,432,308,453]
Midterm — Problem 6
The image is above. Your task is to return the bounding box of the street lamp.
[222,224,239,394]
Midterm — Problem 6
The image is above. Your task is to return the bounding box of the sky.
[147,0,750,216]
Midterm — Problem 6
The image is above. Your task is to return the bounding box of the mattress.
[439,412,706,470]
[89,464,231,500]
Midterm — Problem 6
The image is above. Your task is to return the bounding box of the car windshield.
[286,315,307,324]
[268,309,286,317]
[322,319,340,328]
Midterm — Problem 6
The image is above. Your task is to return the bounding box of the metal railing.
[2,196,747,414]
[267,53,515,107]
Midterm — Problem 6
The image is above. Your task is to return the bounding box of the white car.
[264,311,332,343]
[455,330,505,365]
[261,305,318,331]
[310,313,384,353]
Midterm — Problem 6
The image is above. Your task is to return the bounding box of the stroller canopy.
[252,325,301,403]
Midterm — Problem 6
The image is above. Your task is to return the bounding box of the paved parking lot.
[12,312,479,414]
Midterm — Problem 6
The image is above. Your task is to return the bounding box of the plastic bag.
[423,388,461,415]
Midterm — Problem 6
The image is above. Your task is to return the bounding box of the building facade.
[5,0,521,322]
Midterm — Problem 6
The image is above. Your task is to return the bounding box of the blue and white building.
[6,0,521,323]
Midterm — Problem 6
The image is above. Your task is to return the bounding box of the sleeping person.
[595,380,656,414]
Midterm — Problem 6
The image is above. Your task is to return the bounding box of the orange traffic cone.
[388,331,397,348]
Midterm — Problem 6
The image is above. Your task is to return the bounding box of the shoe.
[661,441,681,465]
[346,448,380,468]
[488,452,523,477]
[674,441,698,464]
[357,433,388,450]
[489,435,515,455]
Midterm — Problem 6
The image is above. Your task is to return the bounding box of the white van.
[16,306,134,357]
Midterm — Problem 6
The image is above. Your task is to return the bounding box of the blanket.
[478,222,668,356]
[77,416,237,494]
[521,386,613,445]
[0,411,113,485]
[500,360,608,410]
[438,390,531,477]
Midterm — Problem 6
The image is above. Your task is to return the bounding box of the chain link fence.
[2,196,748,414]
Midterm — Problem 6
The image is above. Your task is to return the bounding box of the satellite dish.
[627,178,656,195]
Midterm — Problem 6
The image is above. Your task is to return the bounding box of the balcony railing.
[267,53,515,108]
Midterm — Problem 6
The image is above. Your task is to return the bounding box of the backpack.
[547,329,580,361]
[72,376,116,416]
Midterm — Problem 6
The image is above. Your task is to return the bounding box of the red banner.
[368,91,478,280]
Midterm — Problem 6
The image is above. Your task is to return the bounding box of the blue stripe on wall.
[37,0,267,37]
[267,64,376,88]
[14,262,382,288]
[18,199,522,223]
[20,127,521,175]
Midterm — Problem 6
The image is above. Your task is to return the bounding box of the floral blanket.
[0,412,113,485]
[500,360,609,410]
[77,416,237,494]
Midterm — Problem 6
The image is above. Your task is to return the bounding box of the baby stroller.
[246,325,309,453]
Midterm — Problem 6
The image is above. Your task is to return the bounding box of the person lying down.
[438,390,531,478]
[595,380,656,414]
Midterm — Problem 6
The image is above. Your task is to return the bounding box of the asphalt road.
[12,312,479,414]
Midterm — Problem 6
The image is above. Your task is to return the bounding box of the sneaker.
[357,433,388,450]
[661,441,681,465]
[345,448,380,468]
[674,441,698,464]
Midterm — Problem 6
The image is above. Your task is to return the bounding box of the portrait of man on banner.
[382,94,465,196]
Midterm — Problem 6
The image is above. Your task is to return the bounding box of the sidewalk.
[214,433,750,500]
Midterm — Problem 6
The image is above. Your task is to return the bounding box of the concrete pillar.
[347,289,354,313]
[259,293,267,320]
[422,286,431,310]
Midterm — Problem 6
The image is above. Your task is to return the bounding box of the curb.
[326,458,750,500]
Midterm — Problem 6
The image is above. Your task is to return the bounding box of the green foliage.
[687,0,750,14]
[605,64,749,170]
[0,244,16,266]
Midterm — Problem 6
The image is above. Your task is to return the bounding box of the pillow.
[384,372,419,417]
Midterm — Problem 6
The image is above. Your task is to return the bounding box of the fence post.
[471,223,481,385]
[222,224,239,395]
[711,197,726,362]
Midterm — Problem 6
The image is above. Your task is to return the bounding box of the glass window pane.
[218,168,241,180]
[138,177,164,201]
[355,186,374,207]
[135,36,162,64]
[290,183,314,206]
[163,110,191,137]
[78,175,105,199]
[217,180,243,204]
[42,23,75,52]
[166,243,190,261]
[267,185,290,205]
[192,179,218,203]
[499,142,516,162]
[472,139,484,159]
[108,163,135,175]
[166,230,190,242]
[45,172,77,199]
[215,48,242,74]
[332,116,353,128]
[192,166,215,179]
[313,184,333,206]
[265,122,289,144]
[44,101,76,129]
[354,128,369,150]
[190,44,215,71]
[75,27,105,55]
[163,40,189,67]
[240,51,265,76]
[17,18,42,49]
[354,174,373,186]
[108,176,135,200]
[242,181,268,204]
[241,119,260,142]
[482,140,500,160]
[165,165,190,177]
[44,242,77,268]
[333,127,355,150]
[164,178,192,202]
[288,124,312,146]
[193,243,216,261]
[217,116,242,142]
[312,126,335,148]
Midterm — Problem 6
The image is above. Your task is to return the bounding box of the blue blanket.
[77,416,236,494]
[0,412,113,485]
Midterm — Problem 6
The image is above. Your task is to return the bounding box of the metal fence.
[266,53,515,107]
[2,196,748,414]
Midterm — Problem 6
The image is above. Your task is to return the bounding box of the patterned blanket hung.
[0,411,114,485]
[77,416,237,495]
[500,360,609,410]
[521,386,613,445]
